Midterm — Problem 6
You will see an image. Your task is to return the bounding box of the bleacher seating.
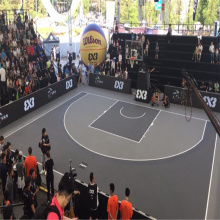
[113,33,220,92]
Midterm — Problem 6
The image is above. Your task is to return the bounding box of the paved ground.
[1,85,219,219]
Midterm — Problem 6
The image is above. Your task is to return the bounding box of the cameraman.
[47,172,79,220]
[39,128,50,175]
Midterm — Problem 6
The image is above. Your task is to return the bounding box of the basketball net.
[130,57,135,68]
[181,87,193,122]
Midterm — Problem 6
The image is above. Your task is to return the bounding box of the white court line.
[120,107,146,119]
[88,125,140,143]
[4,92,88,139]
[64,93,208,161]
[5,90,208,161]
[205,133,218,219]
[88,100,119,127]
[85,92,208,122]
[138,110,161,143]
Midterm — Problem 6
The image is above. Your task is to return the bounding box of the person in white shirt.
[0,65,6,89]
[0,31,3,41]
[124,67,128,79]
[111,59,115,76]
[197,43,203,62]
[118,52,122,69]
[209,42,215,64]
[12,39,17,47]
[13,48,17,57]
[25,21,29,30]
[197,27,203,44]
[16,46,21,56]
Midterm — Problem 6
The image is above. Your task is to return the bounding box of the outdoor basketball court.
[2,87,219,219]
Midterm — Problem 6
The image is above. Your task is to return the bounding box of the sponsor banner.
[135,89,153,103]
[164,85,220,113]
[193,0,198,21]
[0,75,77,128]
[89,74,131,94]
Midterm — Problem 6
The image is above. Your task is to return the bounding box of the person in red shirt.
[107,183,118,220]
[24,147,37,179]
[120,188,133,220]
[47,172,79,220]
[24,82,31,96]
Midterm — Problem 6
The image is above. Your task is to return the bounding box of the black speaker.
[154,0,159,2]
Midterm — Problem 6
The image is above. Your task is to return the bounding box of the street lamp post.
[68,0,73,54]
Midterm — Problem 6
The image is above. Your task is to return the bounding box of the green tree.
[144,0,158,25]
[83,0,89,15]
[195,0,208,23]
[202,0,219,25]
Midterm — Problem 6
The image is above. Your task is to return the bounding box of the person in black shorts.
[39,128,50,175]
[88,172,99,220]
[45,151,54,202]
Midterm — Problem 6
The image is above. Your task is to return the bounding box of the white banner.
[106,1,115,28]
[138,0,143,21]
[117,0,120,23]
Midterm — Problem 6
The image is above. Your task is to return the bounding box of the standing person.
[0,136,4,150]
[88,172,99,220]
[215,48,219,64]
[0,153,7,192]
[23,177,35,218]
[77,62,86,85]
[47,173,78,220]
[45,151,54,203]
[145,44,149,57]
[3,205,13,220]
[29,169,39,208]
[39,128,50,175]
[5,143,13,171]
[209,42,215,64]
[107,183,118,220]
[6,167,14,204]
[56,46,60,62]
[0,64,6,89]
[197,43,203,62]
[192,46,198,62]
[120,188,133,220]
[155,42,159,59]
[16,151,25,202]
[24,147,37,178]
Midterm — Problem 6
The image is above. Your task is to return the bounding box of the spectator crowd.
[0,134,134,220]
[0,10,63,106]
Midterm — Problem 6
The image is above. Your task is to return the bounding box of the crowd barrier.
[164,85,220,113]
[89,74,131,94]
[74,180,154,219]
[0,75,77,128]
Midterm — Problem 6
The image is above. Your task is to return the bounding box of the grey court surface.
[1,86,219,219]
